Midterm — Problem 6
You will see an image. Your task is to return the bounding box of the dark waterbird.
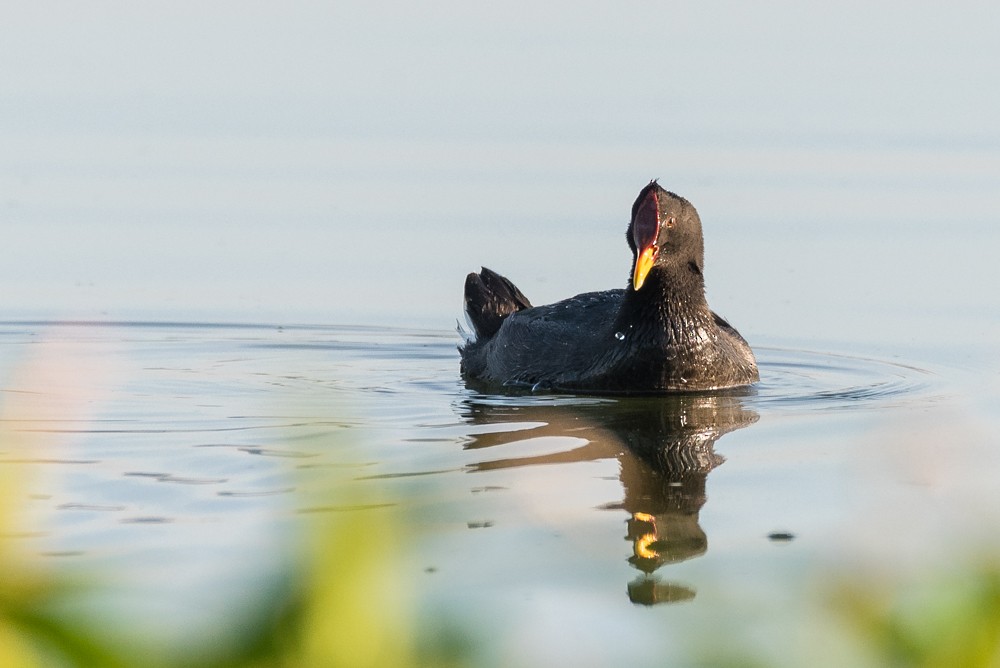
[460,181,758,394]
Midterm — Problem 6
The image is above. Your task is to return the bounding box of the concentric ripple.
[750,346,936,412]
[453,344,936,417]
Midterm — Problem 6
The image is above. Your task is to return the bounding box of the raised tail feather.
[463,267,532,340]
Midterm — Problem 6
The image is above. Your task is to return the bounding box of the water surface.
[2,320,995,664]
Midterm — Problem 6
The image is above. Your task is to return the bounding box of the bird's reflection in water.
[459,392,758,605]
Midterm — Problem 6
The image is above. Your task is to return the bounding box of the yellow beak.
[633,245,657,291]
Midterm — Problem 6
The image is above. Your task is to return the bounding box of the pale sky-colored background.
[2,1,999,353]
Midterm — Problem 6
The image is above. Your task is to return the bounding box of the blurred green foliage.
[0,448,471,668]
[831,560,1000,668]
[0,484,428,667]
[3,460,1000,668]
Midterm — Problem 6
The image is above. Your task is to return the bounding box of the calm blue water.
[2,3,1000,665]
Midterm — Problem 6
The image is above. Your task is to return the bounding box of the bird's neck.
[616,266,715,346]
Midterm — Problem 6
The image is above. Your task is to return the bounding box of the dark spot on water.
[467,520,494,529]
[58,503,127,511]
[295,503,396,514]
[160,475,227,485]
[238,447,316,458]
[768,531,795,542]
[123,472,227,485]
[357,468,458,480]
[217,488,295,497]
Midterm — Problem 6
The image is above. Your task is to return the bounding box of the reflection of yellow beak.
[635,533,660,559]
[633,245,657,291]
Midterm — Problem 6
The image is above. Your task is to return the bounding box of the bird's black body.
[460,182,758,394]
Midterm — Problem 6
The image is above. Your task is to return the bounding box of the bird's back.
[461,287,625,387]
